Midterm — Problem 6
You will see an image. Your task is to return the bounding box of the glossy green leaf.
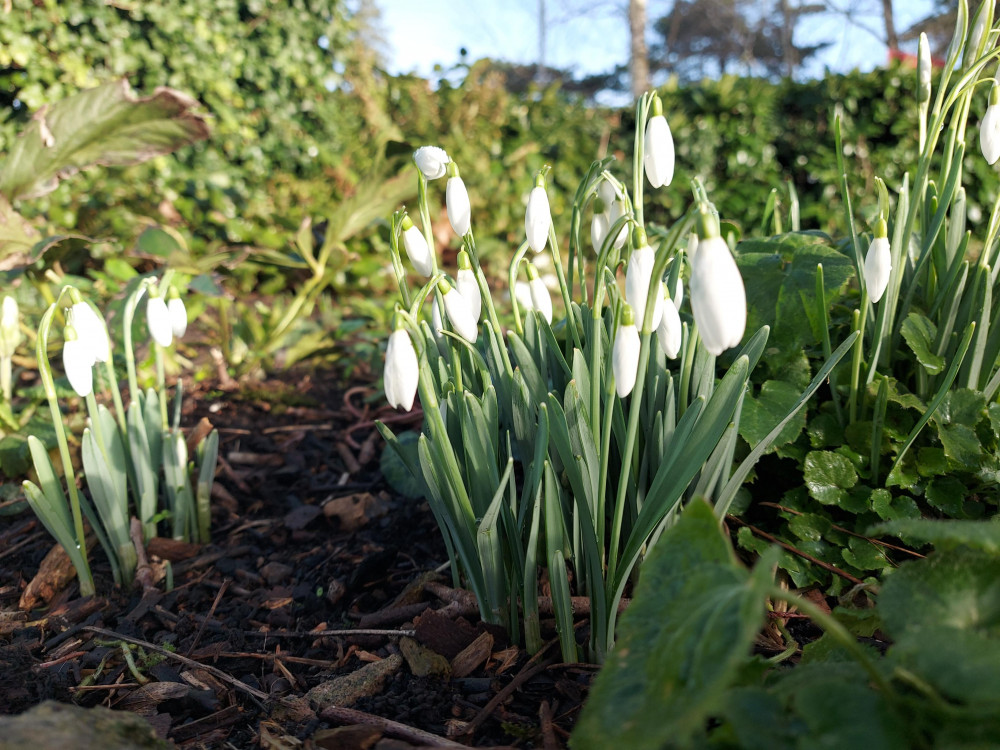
[803,450,858,505]
[900,313,945,375]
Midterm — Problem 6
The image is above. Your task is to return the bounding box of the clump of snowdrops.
[378,95,855,662]
[23,275,218,596]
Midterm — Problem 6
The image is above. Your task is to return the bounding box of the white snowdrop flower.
[864,221,892,303]
[981,81,1000,165]
[456,251,481,324]
[514,280,534,312]
[613,305,641,398]
[440,280,479,343]
[591,197,610,254]
[657,288,682,359]
[401,215,434,277]
[384,327,419,411]
[68,300,110,363]
[689,231,747,356]
[62,324,93,397]
[624,232,664,332]
[597,179,620,207]
[527,262,553,324]
[608,198,629,250]
[413,146,450,180]
[147,295,173,348]
[525,174,552,254]
[167,291,187,339]
[0,296,21,358]
[446,162,471,236]
[643,96,675,188]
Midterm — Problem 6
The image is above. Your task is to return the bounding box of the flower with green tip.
[591,197,610,254]
[401,215,434,276]
[981,81,1000,165]
[384,326,419,411]
[68,300,110,363]
[527,262,553,324]
[624,228,664,331]
[413,146,450,180]
[439,280,478,343]
[167,289,188,339]
[643,96,675,188]
[525,173,552,254]
[446,163,471,236]
[864,219,892,303]
[613,305,640,398]
[689,216,746,356]
[62,324,94,397]
[147,294,173,347]
[656,288,682,359]
[456,251,481,324]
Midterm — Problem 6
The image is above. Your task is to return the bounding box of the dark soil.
[0,372,590,748]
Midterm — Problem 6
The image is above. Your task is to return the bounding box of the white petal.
[608,200,629,250]
[457,268,482,324]
[63,337,94,397]
[384,329,419,411]
[514,281,534,312]
[982,105,1000,165]
[625,245,664,331]
[529,277,553,323]
[689,237,747,356]
[431,297,444,340]
[413,146,450,180]
[147,297,173,347]
[613,323,641,397]
[69,302,110,363]
[443,288,479,343]
[597,180,620,206]
[525,186,552,254]
[402,224,434,277]
[446,176,471,236]
[643,114,675,188]
[1,296,17,326]
[591,210,609,254]
[167,297,188,339]
[864,236,892,303]
[657,299,682,359]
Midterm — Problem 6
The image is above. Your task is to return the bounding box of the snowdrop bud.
[166,288,187,339]
[456,250,481,324]
[967,0,993,65]
[643,96,675,188]
[526,262,553,323]
[439,280,479,343]
[608,198,629,250]
[401,215,434,276]
[689,217,747,356]
[446,162,471,236]
[384,326,419,411]
[982,82,1000,165]
[0,296,21,358]
[613,305,641,398]
[62,324,93,397]
[656,288,682,359]
[413,146,450,180]
[624,228,664,332]
[918,33,932,104]
[864,219,892,304]
[147,294,173,347]
[525,173,552,254]
[591,197,609,254]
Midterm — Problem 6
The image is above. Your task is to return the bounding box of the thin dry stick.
[187,578,230,656]
[463,649,558,737]
[242,628,415,638]
[83,626,270,703]
[319,705,470,749]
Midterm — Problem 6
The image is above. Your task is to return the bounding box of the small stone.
[260,562,294,585]
[0,701,170,749]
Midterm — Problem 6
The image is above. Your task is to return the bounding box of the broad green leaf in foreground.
[571,500,775,750]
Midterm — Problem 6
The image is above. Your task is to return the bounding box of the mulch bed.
[0,372,591,748]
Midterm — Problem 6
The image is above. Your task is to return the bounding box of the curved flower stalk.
[384,324,419,411]
[643,95,675,188]
[527,262,553,323]
[525,172,552,254]
[613,304,641,397]
[413,145,450,180]
[981,80,1000,165]
[864,219,892,303]
[446,162,471,236]
[456,250,482,324]
[689,215,747,356]
[625,228,665,332]
[401,215,434,277]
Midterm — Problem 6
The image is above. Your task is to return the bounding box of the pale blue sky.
[374,0,935,84]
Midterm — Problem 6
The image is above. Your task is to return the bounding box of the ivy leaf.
[804,450,858,505]
[739,379,807,451]
[900,313,945,375]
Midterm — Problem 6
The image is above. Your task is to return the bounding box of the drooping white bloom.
[0,296,21,358]
[68,301,110,363]
[613,306,641,398]
[440,281,479,343]
[657,290,682,359]
[643,99,675,188]
[981,82,1000,165]
[689,235,747,356]
[384,328,419,411]
[167,295,188,339]
[147,295,173,347]
[401,216,434,277]
[413,146,450,180]
[527,263,553,324]
[446,163,471,236]
[591,199,610,254]
[624,240,664,331]
[525,179,552,254]
[456,251,481,324]
[864,235,892,303]
[62,325,93,397]
[514,280,534,312]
